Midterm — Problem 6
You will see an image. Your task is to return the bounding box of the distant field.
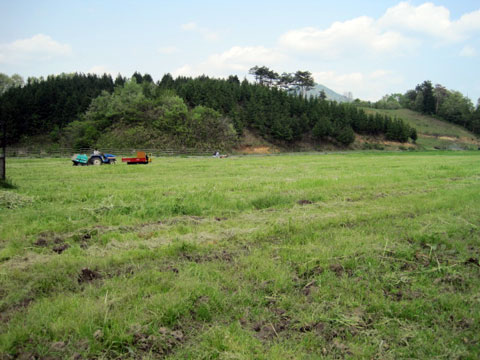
[1,153,480,359]
[363,108,479,150]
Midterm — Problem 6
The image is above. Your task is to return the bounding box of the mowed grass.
[1,152,480,359]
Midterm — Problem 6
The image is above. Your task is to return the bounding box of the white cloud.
[158,46,179,55]
[312,70,404,101]
[459,45,476,57]
[0,34,72,64]
[172,3,480,100]
[206,46,285,71]
[279,2,480,60]
[279,16,418,59]
[379,2,453,39]
[180,21,220,41]
[378,2,480,42]
[173,46,285,77]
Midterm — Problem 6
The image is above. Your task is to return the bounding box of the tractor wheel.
[91,157,102,166]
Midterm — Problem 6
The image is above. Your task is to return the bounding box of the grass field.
[362,108,479,150]
[1,153,480,359]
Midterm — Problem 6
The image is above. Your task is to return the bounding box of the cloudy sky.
[1,0,479,101]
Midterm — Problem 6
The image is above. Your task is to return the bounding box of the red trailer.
[122,151,152,165]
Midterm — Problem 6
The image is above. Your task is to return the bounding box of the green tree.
[114,74,126,87]
[294,70,315,97]
[414,91,424,113]
[409,127,418,143]
[0,73,24,94]
[312,115,332,139]
[415,81,435,114]
[433,84,448,114]
[401,90,417,109]
[437,91,474,127]
[319,90,327,101]
[336,125,355,146]
[248,66,278,87]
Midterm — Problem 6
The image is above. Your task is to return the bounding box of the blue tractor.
[72,152,116,166]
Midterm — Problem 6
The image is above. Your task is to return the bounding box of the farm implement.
[72,152,117,166]
[122,151,152,165]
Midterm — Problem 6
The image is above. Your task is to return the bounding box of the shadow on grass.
[0,178,17,189]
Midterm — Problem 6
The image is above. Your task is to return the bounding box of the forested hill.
[0,72,417,150]
[359,80,480,137]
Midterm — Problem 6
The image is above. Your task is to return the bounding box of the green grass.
[363,108,479,150]
[1,153,480,359]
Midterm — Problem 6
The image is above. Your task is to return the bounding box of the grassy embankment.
[363,108,479,150]
[1,153,480,358]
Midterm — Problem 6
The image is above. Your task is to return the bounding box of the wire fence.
[5,147,217,158]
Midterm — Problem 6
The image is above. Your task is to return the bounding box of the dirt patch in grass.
[414,251,432,267]
[383,287,423,302]
[451,316,474,330]
[127,325,186,357]
[252,314,291,341]
[33,232,73,254]
[464,257,480,267]
[165,265,180,274]
[0,298,33,324]
[77,268,102,284]
[109,265,137,278]
[52,243,70,254]
[33,237,49,247]
[34,231,62,246]
[301,280,318,296]
[254,321,288,340]
[434,274,468,291]
[298,265,324,279]
[298,321,326,333]
[181,250,235,263]
[329,263,345,277]
[400,261,418,271]
[297,199,313,205]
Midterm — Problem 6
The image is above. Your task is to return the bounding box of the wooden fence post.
[1,114,6,181]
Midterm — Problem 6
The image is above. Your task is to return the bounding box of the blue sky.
[1,0,479,101]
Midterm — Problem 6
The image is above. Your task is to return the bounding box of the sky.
[0,0,479,102]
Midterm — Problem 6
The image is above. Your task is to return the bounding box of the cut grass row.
[1,152,480,358]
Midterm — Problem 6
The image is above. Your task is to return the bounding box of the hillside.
[363,108,479,150]
[1,74,416,153]
[305,84,352,103]
[4,73,478,153]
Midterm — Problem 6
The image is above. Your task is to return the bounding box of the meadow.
[1,152,480,359]
[362,108,479,151]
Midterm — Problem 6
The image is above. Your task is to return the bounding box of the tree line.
[358,80,480,135]
[159,73,415,145]
[248,66,316,96]
[0,71,416,148]
[0,73,116,143]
